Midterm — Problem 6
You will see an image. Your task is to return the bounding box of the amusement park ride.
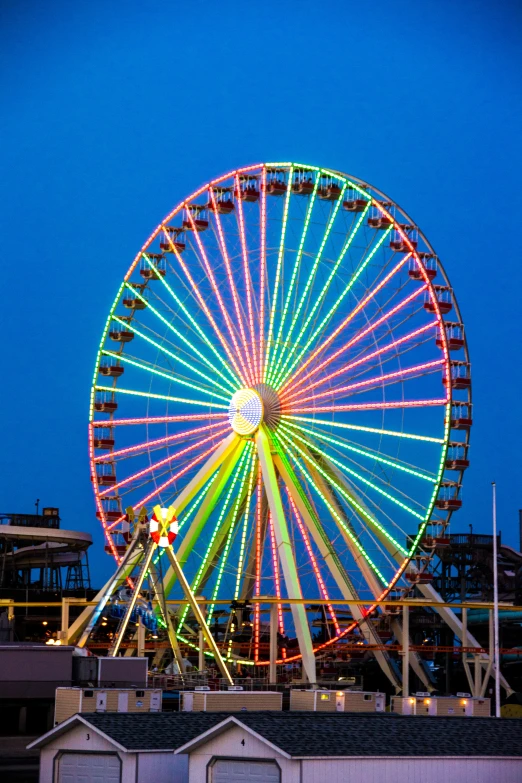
[62,162,511,693]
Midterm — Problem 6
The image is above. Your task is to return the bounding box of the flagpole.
[492,481,500,718]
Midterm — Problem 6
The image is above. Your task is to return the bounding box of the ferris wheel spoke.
[234,456,257,599]
[267,511,285,641]
[147,250,240,389]
[288,358,444,408]
[161,438,247,599]
[95,385,229,409]
[123,284,236,393]
[286,284,428,401]
[280,251,414,396]
[210,190,255,385]
[272,200,371,389]
[158,238,246,385]
[101,351,230,403]
[270,182,347,386]
[207,454,254,623]
[292,425,432,523]
[275,431,389,585]
[184,209,250,385]
[94,420,227,463]
[276,427,409,556]
[289,397,447,414]
[286,414,444,444]
[285,320,437,404]
[234,176,258,384]
[286,489,340,635]
[101,412,228,427]
[276,226,394,391]
[281,419,436,483]
[177,446,253,628]
[283,429,426,521]
[257,167,268,383]
[99,426,229,497]
[264,165,294,382]
[268,172,320,385]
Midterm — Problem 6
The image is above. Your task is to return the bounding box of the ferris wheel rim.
[89,161,471,663]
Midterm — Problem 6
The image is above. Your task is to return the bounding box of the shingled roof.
[83,712,522,757]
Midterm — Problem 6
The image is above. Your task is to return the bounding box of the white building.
[28,710,522,783]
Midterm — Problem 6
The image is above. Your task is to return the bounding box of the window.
[136,690,145,697]
[84,691,94,698]
[319,694,330,701]
[364,694,373,701]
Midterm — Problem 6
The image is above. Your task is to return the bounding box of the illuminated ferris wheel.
[89,162,471,678]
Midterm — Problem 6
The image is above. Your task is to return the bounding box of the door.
[212,759,280,782]
[58,753,121,783]
[95,692,107,712]
[117,692,128,712]
[150,691,161,712]
[375,694,385,712]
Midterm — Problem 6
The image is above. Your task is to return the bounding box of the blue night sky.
[1,0,521,587]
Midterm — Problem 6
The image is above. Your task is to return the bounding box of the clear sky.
[1,0,521,586]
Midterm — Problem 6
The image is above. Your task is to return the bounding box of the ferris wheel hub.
[228,384,281,435]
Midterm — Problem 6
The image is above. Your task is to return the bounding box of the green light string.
[272,429,389,582]
[269,180,347,386]
[144,254,240,389]
[123,284,236,394]
[276,226,392,390]
[207,447,255,623]
[271,202,370,389]
[407,402,451,557]
[282,419,436,483]
[177,445,252,630]
[102,349,229,403]
[279,422,425,522]
[267,172,320,385]
[264,165,294,382]
[284,415,444,444]
[234,453,257,600]
[95,385,228,409]
[111,314,230,398]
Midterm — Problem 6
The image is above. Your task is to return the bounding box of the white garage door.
[58,753,121,783]
[212,759,280,782]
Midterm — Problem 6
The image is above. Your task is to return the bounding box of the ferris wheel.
[89,162,471,679]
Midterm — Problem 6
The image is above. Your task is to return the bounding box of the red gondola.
[104,544,127,555]
[97,474,116,486]
[209,188,235,214]
[160,227,186,253]
[343,198,368,212]
[123,295,147,310]
[99,364,124,378]
[368,215,393,229]
[423,286,453,314]
[292,179,315,195]
[97,510,122,522]
[318,183,342,200]
[93,437,115,449]
[94,400,117,413]
[235,176,260,201]
[266,180,287,196]
[109,329,134,343]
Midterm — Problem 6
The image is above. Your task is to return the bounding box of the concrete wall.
[187,725,298,783]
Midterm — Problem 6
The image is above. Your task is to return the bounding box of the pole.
[402,604,409,698]
[269,602,278,684]
[492,482,500,717]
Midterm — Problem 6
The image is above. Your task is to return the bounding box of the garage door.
[58,753,121,783]
[212,759,280,782]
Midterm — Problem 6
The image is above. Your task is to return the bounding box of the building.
[28,711,522,783]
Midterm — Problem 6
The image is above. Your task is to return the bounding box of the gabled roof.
[28,711,522,757]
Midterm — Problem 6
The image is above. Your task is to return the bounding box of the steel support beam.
[256,425,316,684]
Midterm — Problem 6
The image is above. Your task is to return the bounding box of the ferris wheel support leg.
[282,443,430,692]
[72,536,143,647]
[164,547,233,685]
[109,541,156,658]
[417,582,513,696]
[148,558,184,676]
[256,426,317,685]
[161,436,245,598]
